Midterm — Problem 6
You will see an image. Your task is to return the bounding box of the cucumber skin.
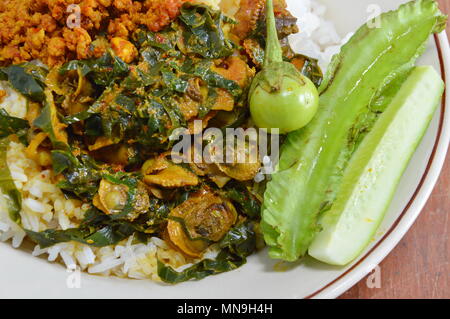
[309,66,444,265]
[261,0,447,261]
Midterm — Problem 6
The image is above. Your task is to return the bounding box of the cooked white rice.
[0,0,344,281]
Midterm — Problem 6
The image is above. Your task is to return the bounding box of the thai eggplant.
[249,0,319,133]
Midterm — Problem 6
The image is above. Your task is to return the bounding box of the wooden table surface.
[340,0,450,299]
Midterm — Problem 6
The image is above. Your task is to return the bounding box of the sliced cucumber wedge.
[308,66,444,266]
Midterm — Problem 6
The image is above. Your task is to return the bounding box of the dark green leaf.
[179,3,235,59]
[122,65,156,89]
[51,150,79,175]
[87,51,130,86]
[158,222,257,283]
[0,64,46,102]
[292,54,323,88]
[26,223,137,248]
[198,87,218,118]
[161,70,189,93]
[26,206,151,248]
[58,60,92,77]
[59,51,130,87]
[0,109,29,140]
[198,66,242,98]
[0,139,22,223]
[102,172,141,220]
[51,150,102,199]
[225,183,261,220]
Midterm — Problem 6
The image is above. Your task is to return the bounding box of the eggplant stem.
[264,0,283,67]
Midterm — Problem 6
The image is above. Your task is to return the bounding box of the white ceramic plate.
[0,0,449,299]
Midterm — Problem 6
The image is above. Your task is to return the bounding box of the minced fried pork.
[0,0,189,66]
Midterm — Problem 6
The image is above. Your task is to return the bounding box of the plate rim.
[308,32,450,299]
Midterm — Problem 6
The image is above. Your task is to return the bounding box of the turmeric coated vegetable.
[33,89,68,146]
[215,136,261,181]
[94,179,128,215]
[46,67,94,117]
[0,1,276,283]
[211,89,235,112]
[25,132,47,160]
[190,161,232,188]
[143,156,199,188]
[167,189,238,257]
[91,144,135,166]
[88,136,116,151]
[249,0,319,134]
[212,56,255,88]
[110,37,138,64]
[94,179,150,220]
[25,132,52,166]
[25,102,41,126]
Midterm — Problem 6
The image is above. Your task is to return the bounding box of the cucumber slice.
[308,66,444,266]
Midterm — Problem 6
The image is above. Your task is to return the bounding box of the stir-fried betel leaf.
[224,182,261,220]
[26,207,148,248]
[179,3,235,59]
[51,150,102,199]
[0,63,47,102]
[0,139,22,223]
[158,222,256,283]
[26,225,133,248]
[262,0,447,261]
[290,54,323,89]
[59,50,130,87]
[56,4,246,155]
[33,89,69,149]
[0,0,445,283]
[0,109,29,140]
[182,59,242,95]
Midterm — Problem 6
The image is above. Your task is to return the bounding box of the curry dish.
[0,0,322,282]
